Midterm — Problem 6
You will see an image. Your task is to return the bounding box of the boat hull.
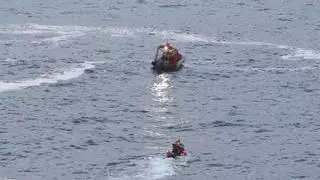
[151,57,185,72]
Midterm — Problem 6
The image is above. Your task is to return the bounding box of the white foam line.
[28,23,93,33]
[89,61,107,64]
[255,66,320,72]
[0,62,94,92]
[145,146,164,150]
[0,40,24,44]
[143,130,165,137]
[151,30,212,42]
[2,58,17,62]
[136,28,320,61]
[0,24,90,44]
[219,41,291,49]
[34,32,85,45]
[206,65,320,73]
[135,28,320,61]
[1,23,319,60]
[282,48,320,60]
[108,27,135,37]
[0,30,35,34]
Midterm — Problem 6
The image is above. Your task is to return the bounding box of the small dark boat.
[151,43,185,72]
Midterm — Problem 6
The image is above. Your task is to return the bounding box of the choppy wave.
[0,62,94,92]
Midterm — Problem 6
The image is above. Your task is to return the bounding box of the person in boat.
[152,43,171,66]
[152,42,183,70]
[171,139,185,157]
[159,43,182,64]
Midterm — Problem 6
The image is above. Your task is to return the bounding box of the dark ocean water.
[1,0,320,180]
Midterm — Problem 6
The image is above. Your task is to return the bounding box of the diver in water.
[171,139,185,158]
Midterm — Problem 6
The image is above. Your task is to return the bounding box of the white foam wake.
[140,157,175,179]
[108,157,175,180]
[149,30,214,42]
[1,23,319,60]
[2,58,17,62]
[282,48,320,60]
[0,24,88,45]
[0,62,95,92]
[0,23,134,44]
[219,41,290,49]
[134,28,319,61]
[0,178,15,180]
[135,28,320,61]
[148,31,320,60]
[200,65,320,73]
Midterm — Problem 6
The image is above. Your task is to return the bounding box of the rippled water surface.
[1,0,320,180]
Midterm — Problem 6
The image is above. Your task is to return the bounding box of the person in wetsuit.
[171,139,185,158]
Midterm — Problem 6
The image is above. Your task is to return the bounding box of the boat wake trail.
[0,62,94,92]
[0,24,86,45]
[1,23,319,60]
[158,31,320,60]
[281,48,320,60]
